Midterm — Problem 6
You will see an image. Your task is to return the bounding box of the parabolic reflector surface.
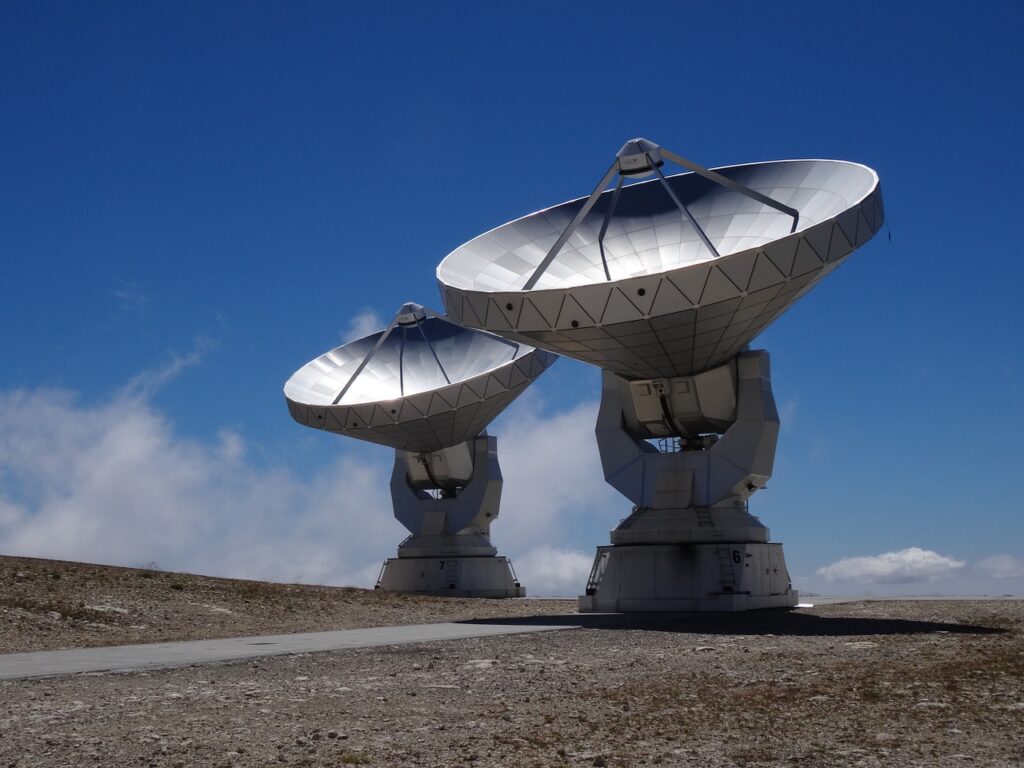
[285,304,556,453]
[437,159,883,379]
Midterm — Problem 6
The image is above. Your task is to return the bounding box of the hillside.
[0,555,574,653]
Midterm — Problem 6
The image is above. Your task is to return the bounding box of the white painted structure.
[285,303,555,597]
[579,350,796,611]
[379,433,524,597]
[437,138,884,611]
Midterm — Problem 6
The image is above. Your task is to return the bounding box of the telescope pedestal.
[579,351,797,613]
[580,507,795,611]
[579,543,794,612]
[376,554,523,598]
[375,434,524,598]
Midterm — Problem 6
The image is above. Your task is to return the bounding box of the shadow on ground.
[459,611,1007,637]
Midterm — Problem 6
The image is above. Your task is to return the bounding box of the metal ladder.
[716,545,737,593]
[584,547,612,596]
[444,559,460,590]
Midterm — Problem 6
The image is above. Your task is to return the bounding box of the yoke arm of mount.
[658,148,800,233]
[523,159,620,290]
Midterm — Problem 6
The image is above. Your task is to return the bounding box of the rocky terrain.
[0,557,1021,767]
[0,556,573,653]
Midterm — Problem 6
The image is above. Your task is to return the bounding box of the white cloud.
[3,369,1018,601]
[120,334,217,401]
[815,547,966,584]
[0,386,401,587]
[974,554,1024,579]
[512,546,593,598]
[0,366,622,595]
[491,392,623,555]
[341,309,383,342]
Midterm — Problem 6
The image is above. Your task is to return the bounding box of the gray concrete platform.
[0,621,579,681]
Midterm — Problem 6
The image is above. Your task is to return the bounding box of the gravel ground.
[0,556,574,653]
[1,595,1022,767]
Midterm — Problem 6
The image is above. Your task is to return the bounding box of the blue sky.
[1,2,1022,595]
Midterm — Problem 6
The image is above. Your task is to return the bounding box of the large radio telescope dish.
[285,302,556,453]
[437,143,882,379]
[434,138,885,611]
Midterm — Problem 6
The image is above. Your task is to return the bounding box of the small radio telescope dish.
[285,302,555,454]
[284,302,556,598]
[434,138,885,613]
[437,139,883,380]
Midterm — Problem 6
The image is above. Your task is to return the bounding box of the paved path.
[7,598,1012,682]
[0,621,579,681]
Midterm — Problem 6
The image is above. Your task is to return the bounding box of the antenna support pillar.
[579,350,798,612]
[376,434,525,598]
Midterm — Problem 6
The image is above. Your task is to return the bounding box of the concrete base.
[579,542,798,612]
[376,556,525,598]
